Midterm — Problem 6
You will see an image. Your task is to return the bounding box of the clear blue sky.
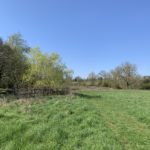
[0,0,150,77]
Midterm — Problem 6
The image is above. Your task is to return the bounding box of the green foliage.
[0,38,3,46]
[0,90,150,149]
[74,62,142,89]
[0,38,29,88]
[141,76,150,89]
[24,47,72,88]
[6,33,30,53]
[0,34,72,89]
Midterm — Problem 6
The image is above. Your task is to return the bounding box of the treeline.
[0,33,149,91]
[0,33,73,90]
[73,62,150,89]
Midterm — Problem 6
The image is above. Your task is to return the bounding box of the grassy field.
[0,90,150,150]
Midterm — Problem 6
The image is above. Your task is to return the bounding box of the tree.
[99,71,112,87]
[0,35,29,88]
[0,38,3,46]
[0,33,73,90]
[87,72,98,86]
[74,76,83,82]
[111,62,139,89]
[0,44,12,88]
[73,76,84,86]
[141,76,150,89]
[6,33,30,53]
[24,47,72,88]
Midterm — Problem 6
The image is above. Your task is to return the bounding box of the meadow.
[0,90,150,150]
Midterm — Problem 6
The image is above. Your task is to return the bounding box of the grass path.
[90,94,150,149]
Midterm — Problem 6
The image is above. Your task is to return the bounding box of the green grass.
[0,90,150,150]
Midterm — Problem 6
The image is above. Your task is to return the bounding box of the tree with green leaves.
[0,34,29,88]
[6,33,30,53]
[23,47,73,88]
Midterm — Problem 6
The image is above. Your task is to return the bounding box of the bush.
[141,83,150,89]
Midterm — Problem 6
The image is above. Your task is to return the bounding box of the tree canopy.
[0,33,148,90]
[0,34,73,89]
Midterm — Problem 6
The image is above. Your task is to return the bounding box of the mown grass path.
[0,90,150,150]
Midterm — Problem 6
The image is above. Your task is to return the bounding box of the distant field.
[0,90,150,150]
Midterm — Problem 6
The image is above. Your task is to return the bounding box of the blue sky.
[0,0,150,77]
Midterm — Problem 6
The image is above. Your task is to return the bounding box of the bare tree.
[112,62,139,89]
[87,72,98,86]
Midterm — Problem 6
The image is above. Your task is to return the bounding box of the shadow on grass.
[74,93,101,99]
